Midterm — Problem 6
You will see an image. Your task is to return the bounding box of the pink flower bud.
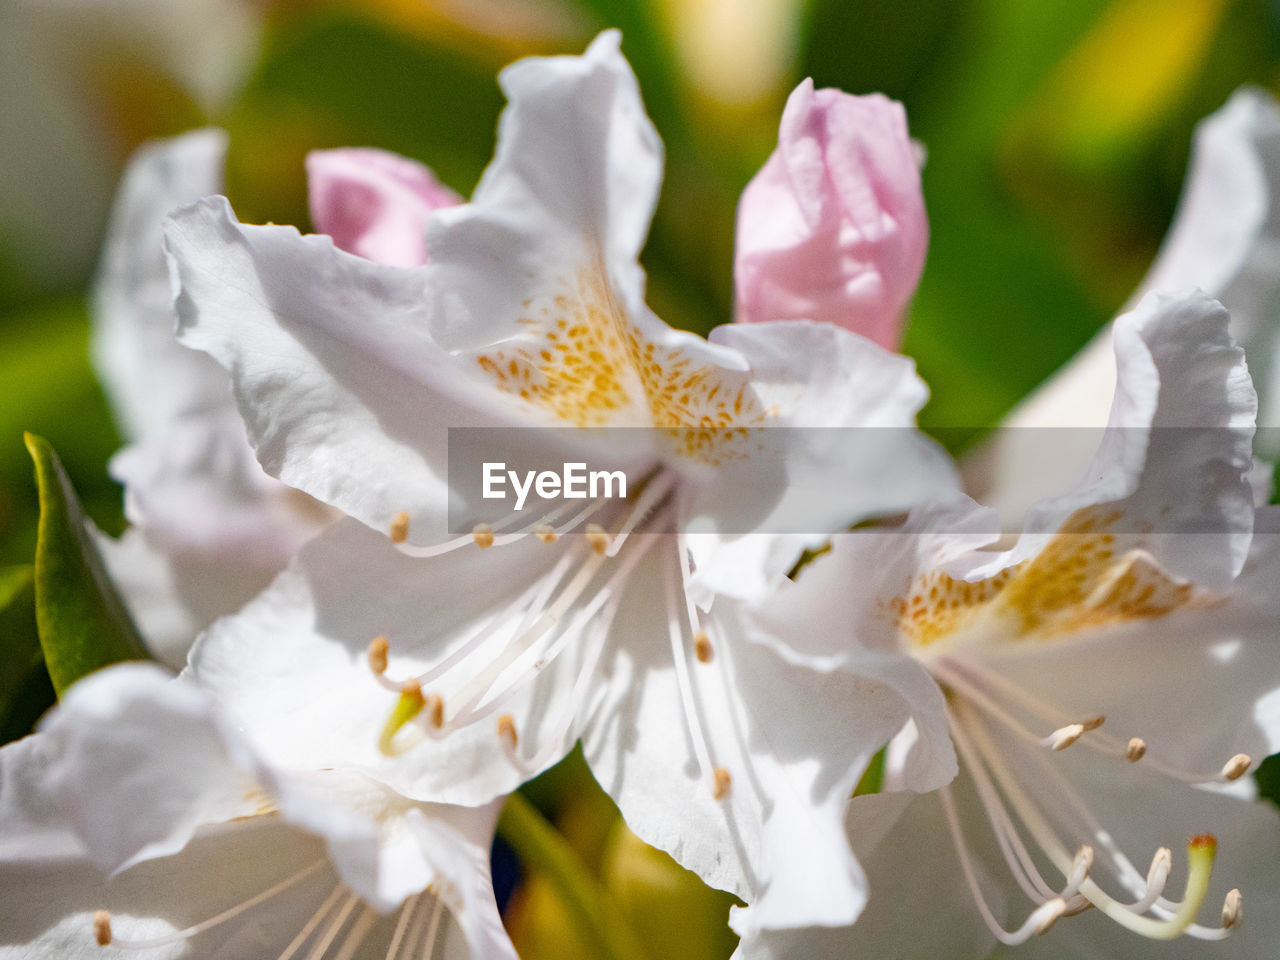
[734,80,927,349]
[306,147,461,268]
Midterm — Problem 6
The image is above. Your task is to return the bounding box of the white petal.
[998,290,1255,591]
[583,556,906,932]
[188,518,579,805]
[685,321,960,599]
[735,791,999,960]
[92,128,234,442]
[37,663,261,874]
[0,817,332,960]
[0,735,82,862]
[983,505,1280,774]
[425,30,662,358]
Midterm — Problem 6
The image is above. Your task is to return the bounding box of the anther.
[390,511,410,544]
[1126,737,1147,762]
[586,523,611,555]
[712,767,732,800]
[1081,715,1105,731]
[1049,723,1085,751]
[473,523,495,549]
[367,636,389,675]
[497,714,518,752]
[424,692,444,730]
[1030,898,1067,936]
[1221,754,1251,782]
[694,631,713,664]
[1223,888,1243,931]
[93,910,112,946]
[1147,847,1173,894]
[535,523,558,543]
[1065,845,1094,896]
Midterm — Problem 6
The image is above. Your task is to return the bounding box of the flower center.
[371,470,740,803]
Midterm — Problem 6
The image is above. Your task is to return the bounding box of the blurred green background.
[4,0,1280,955]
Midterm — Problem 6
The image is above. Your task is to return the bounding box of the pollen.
[497,713,519,751]
[1221,754,1251,781]
[1189,833,1218,852]
[694,631,713,663]
[473,523,495,549]
[586,523,611,555]
[424,692,444,730]
[535,523,558,543]
[93,910,112,946]
[1223,888,1243,930]
[712,766,732,800]
[367,636,389,675]
[1127,737,1147,762]
[389,511,410,544]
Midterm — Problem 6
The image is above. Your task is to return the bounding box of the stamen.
[302,892,358,960]
[1223,888,1243,930]
[277,885,345,960]
[938,785,1069,946]
[962,699,1225,941]
[1221,754,1251,781]
[1063,845,1094,898]
[385,893,420,960]
[390,512,410,544]
[585,523,611,555]
[368,636,389,676]
[662,547,717,791]
[694,631,714,664]
[378,681,427,756]
[497,714,519,755]
[424,693,444,730]
[1127,737,1147,762]
[419,895,445,958]
[472,524,495,549]
[94,910,111,946]
[535,523,558,543]
[92,860,327,951]
[1047,724,1085,751]
[605,470,676,557]
[713,767,732,800]
[330,904,378,960]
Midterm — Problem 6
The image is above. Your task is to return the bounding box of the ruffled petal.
[36,664,261,875]
[91,128,234,441]
[685,320,960,600]
[986,290,1255,592]
[188,518,582,805]
[735,80,927,349]
[583,555,909,934]
[734,790,999,960]
[306,147,460,268]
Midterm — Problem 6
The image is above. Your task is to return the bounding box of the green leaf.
[0,564,56,742]
[25,433,148,696]
[499,791,650,960]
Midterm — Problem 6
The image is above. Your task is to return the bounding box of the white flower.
[975,86,1280,519]
[0,664,514,959]
[90,131,460,667]
[160,31,958,937]
[724,290,1280,957]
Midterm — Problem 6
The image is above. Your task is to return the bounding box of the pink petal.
[306,147,461,268]
[734,80,928,349]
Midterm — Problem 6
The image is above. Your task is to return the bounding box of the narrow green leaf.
[499,791,650,960]
[25,432,148,695]
[0,565,54,741]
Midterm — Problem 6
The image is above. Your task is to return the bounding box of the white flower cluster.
[3,31,1280,960]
